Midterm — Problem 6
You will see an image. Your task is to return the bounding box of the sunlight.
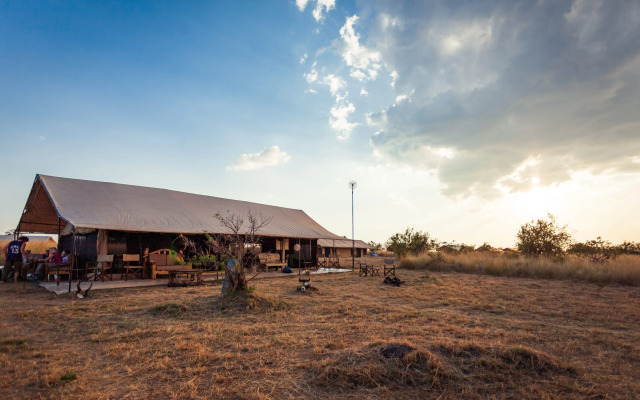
[506,183,558,220]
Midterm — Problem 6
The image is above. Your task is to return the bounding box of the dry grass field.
[2,269,640,399]
[402,253,640,287]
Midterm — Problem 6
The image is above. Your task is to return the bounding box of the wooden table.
[167,268,205,286]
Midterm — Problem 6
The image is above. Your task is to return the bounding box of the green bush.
[386,228,438,257]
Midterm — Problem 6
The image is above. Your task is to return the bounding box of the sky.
[1,0,639,248]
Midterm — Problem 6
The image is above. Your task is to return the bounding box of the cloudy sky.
[1,0,639,247]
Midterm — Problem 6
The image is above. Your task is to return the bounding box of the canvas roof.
[0,235,56,244]
[18,174,344,239]
[318,238,373,249]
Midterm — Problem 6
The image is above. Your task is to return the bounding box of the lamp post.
[348,181,357,271]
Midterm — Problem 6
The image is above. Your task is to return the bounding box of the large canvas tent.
[17,174,346,267]
[19,175,344,239]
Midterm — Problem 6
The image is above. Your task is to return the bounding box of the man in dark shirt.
[2,236,31,283]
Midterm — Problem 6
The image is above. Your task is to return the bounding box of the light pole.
[348,181,357,271]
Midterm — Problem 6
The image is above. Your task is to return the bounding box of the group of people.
[1,236,68,284]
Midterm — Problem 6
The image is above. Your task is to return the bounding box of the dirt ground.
[1,269,639,399]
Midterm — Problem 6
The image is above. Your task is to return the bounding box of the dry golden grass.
[1,269,640,399]
[402,252,640,286]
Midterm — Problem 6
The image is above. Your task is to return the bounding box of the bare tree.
[180,211,271,295]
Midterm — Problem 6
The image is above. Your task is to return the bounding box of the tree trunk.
[221,258,247,295]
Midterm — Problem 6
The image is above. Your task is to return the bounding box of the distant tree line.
[383,213,639,262]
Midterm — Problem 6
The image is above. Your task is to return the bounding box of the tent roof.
[318,238,372,249]
[18,174,344,239]
[0,235,56,244]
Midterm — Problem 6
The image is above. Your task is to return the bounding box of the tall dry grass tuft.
[314,340,449,389]
[400,252,640,286]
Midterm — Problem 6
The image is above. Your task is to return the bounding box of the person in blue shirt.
[2,236,31,283]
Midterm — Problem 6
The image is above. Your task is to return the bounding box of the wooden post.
[56,217,60,287]
[69,229,76,293]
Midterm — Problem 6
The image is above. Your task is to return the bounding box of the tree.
[570,237,617,263]
[617,241,640,255]
[386,228,438,257]
[181,211,271,295]
[516,214,572,258]
[367,241,383,250]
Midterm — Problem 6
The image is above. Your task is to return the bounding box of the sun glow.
[504,184,559,221]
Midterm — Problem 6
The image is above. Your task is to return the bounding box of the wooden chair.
[85,254,114,282]
[121,254,144,281]
[359,261,369,276]
[383,259,396,277]
[46,255,74,286]
[317,257,327,268]
[328,254,340,268]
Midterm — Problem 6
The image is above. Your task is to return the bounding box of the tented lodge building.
[15,174,366,268]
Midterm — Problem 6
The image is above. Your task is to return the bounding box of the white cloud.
[38,135,45,140]
[360,88,368,96]
[390,70,398,87]
[295,0,310,12]
[322,74,345,96]
[304,67,318,83]
[312,0,335,22]
[299,53,308,64]
[227,146,291,171]
[329,99,358,140]
[357,0,640,197]
[296,0,335,22]
[394,90,414,105]
[339,15,383,81]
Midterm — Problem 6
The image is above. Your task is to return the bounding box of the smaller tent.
[317,238,372,257]
[0,235,57,264]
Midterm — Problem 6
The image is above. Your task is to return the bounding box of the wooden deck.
[39,268,353,294]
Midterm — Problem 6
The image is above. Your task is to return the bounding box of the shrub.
[386,228,438,257]
[516,214,572,258]
[570,237,617,263]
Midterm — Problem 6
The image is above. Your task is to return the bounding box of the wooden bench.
[258,253,287,272]
[147,249,184,279]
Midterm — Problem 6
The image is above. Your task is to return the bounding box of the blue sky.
[1,0,639,247]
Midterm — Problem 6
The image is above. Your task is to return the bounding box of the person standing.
[2,236,31,283]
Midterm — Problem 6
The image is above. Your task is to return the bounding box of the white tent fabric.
[19,175,344,239]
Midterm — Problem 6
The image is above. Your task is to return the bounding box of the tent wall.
[60,232,98,270]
